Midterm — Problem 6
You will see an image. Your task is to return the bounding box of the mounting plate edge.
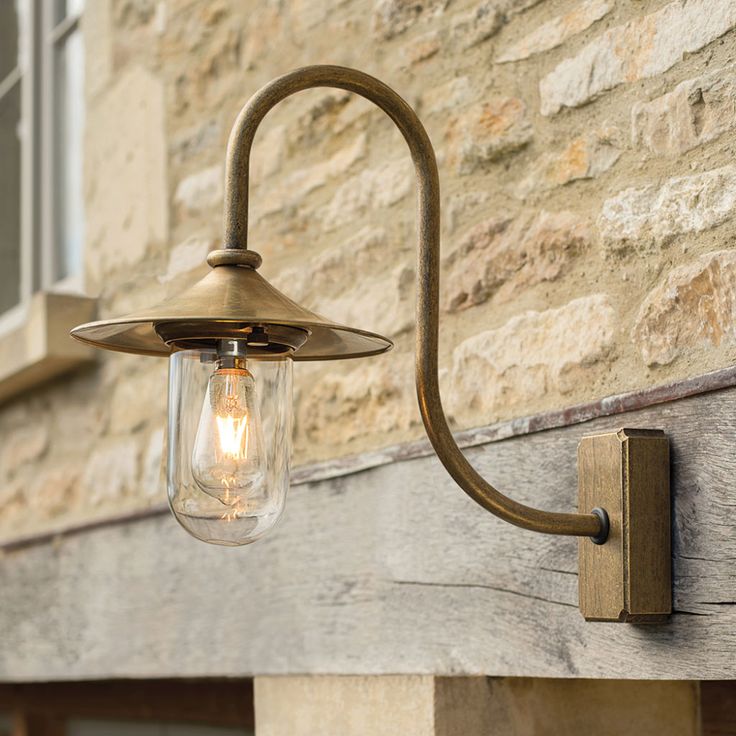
[578,428,671,623]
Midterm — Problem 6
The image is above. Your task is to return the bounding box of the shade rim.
[70,316,394,361]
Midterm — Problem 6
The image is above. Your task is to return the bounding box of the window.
[0,0,85,326]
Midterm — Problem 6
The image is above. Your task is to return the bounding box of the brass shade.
[70,264,393,360]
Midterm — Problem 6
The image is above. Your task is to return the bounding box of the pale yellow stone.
[497,0,610,63]
[85,66,169,286]
[632,63,736,155]
[540,0,736,115]
[443,211,591,311]
[633,250,736,366]
[516,127,621,197]
[599,165,736,253]
[319,160,412,231]
[256,676,436,736]
[448,295,616,425]
[446,98,533,174]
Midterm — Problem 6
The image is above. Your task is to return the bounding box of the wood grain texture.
[1,387,736,680]
[578,429,670,622]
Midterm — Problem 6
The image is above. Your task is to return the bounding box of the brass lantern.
[72,66,671,622]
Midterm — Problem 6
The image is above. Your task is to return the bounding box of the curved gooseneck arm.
[223,65,604,539]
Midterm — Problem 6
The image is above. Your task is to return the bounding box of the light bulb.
[167,344,292,546]
[192,345,268,516]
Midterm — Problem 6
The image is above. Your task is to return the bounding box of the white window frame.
[0,0,85,336]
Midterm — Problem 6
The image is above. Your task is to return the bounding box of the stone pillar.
[254,676,700,736]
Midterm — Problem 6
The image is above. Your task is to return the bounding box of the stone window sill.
[0,291,98,404]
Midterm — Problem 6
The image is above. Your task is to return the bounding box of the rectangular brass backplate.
[578,428,671,623]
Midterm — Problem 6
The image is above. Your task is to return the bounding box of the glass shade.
[167,350,292,546]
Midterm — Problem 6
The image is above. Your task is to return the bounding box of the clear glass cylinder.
[167,350,292,546]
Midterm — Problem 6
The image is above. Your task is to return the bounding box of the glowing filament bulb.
[191,359,267,511]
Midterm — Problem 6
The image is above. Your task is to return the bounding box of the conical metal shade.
[71,265,393,360]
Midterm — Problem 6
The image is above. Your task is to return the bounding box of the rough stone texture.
[85,65,168,287]
[599,165,736,253]
[420,76,472,115]
[80,438,140,508]
[633,250,736,366]
[497,0,611,63]
[631,64,736,156]
[516,127,621,196]
[255,133,368,223]
[402,30,442,67]
[450,1,505,50]
[372,0,448,40]
[540,0,736,115]
[448,295,616,426]
[174,164,223,215]
[273,227,413,338]
[298,352,418,454]
[446,98,533,174]
[4,0,736,538]
[443,211,591,311]
[319,159,412,231]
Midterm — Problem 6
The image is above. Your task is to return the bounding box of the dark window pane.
[0,2,19,83]
[0,80,22,313]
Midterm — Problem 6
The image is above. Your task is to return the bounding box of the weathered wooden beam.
[0,387,735,679]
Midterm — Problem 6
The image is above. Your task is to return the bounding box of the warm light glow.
[191,360,268,512]
[215,414,250,458]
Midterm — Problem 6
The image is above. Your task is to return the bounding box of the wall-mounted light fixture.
[71,66,670,623]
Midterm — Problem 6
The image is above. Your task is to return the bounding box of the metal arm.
[223,65,604,540]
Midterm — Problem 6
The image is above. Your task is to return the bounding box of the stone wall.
[2,0,736,539]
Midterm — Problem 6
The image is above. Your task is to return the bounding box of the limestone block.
[421,77,472,116]
[254,134,367,223]
[631,63,736,156]
[598,165,736,253]
[372,0,448,40]
[497,0,610,63]
[174,164,223,216]
[402,30,442,67]
[297,352,417,452]
[633,250,736,366]
[160,237,213,283]
[141,429,165,499]
[80,438,140,507]
[109,364,168,433]
[85,66,168,284]
[251,124,287,184]
[319,160,412,231]
[450,1,505,50]
[448,295,616,425]
[1,423,50,479]
[516,127,621,197]
[446,98,533,174]
[540,0,736,115]
[443,211,590,311]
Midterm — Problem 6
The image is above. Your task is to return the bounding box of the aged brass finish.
[71,258,392,360]
[71,64,667,548]
[578,429,671,622]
